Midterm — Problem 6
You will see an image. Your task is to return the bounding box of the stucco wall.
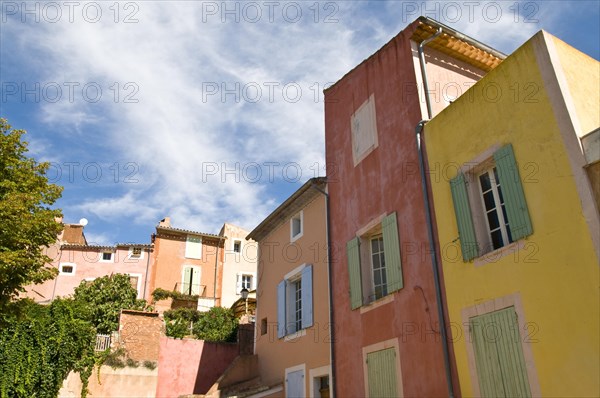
[155,336,238,396]
[254,194,330,394]
[220,223,257,308]
[323,20,488,397]
[424,31,600,397]
[59,366,158,398]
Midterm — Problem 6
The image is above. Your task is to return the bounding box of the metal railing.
[174,283,206,297]
[95,334,111,351]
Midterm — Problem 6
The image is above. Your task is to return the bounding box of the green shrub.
[192,307,238,342]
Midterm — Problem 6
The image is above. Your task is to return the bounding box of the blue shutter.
[301,265,313,329]
[382,212,403,293]
[494,144,533,241]
[346,237,363,309]
[277,280,286,338]
[450,172,478,261]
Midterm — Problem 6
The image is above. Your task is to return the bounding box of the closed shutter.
[494,144,533,241]
[182,267,192,294]
[286,369,304,398]
[346,237,363,310]
[450,172,478,261]
[367,348,398,398]
[277,280,286,338]
[301,265,313,329]
[470,307,531,398]
[236,273,242,294]
[190,268,201,295]
[382,212,403,293]
[185,235,202,259]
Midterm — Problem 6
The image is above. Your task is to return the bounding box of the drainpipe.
[142,246,151,300]
[417,28,455,398]
[310,181,336,398]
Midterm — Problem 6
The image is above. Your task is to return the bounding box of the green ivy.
[151,287,199,302]
[0,299,95,398]
[193,307,238,342]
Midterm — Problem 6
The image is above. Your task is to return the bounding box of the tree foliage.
[0,299,95,398]
[163,307,203,338]
[193,307,238,342]
[72,274,147,334]
[0,118,63,314]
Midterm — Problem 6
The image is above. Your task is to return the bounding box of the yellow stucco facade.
[425,31,599,397]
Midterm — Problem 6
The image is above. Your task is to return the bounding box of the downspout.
[417,28,455,398]
[213,236,225,306]
[143,246,151,300]
[311,181,336,398]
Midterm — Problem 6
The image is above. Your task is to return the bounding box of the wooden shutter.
[182,267,192,294]
[367,348,398,398]
[286,369,305,398]
[450,172,478,261]
[382,212,403,293]
[470,307,531,397]
[277,280,286,338]
[494,144,533,241]
[346,237,363,310]
[185,235,202,259]
[190,268,201,295]
[301,266,313,329]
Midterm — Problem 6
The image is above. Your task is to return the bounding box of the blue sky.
[1,1,598,245]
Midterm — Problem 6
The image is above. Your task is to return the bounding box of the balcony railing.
[174,283,206,297]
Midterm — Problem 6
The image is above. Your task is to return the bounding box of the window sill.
[359,293,395,314]
[473,240,525,267]
[283,329,307,342]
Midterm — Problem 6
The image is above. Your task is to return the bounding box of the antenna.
[79,218,88,226]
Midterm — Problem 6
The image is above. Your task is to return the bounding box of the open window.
[277,265,313,338]
[450,144,533,261]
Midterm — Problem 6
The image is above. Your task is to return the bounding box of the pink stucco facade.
[155,336,238,397]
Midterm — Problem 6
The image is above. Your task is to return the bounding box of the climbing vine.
[0,299,95,398]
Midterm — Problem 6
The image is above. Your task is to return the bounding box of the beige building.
[247,177,331,398]
[219,223,257,309]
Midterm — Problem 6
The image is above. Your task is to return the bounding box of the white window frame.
[279,263,313,340]
[99,251,114,263]
[236,272,257,294]
[357,215,386,305]
[128,246,144,260]
[477,166,512,252]
[285,364,306,398]
[309,365,332,398]
[59,262,76,275]
[232,239,242,253]
[126,273,143,298]
[290,211,304,242]
[185,235,203,259]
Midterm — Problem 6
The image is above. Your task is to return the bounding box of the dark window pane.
[487,210,500,230]
[491,230,504,249]
[479,172,491,192]
[483,191,496,211]
[497,184,505,204]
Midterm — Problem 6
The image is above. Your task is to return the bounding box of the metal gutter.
[416,25,455,398]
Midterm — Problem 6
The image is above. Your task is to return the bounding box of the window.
[290,211,303,242]
[127,274,142,297]
[181,266,201,295]
[277,265,313,338]
[470,307,531,396]
[260,318,268,336]
[59,263,76,275]
[236,272,256,294]
[347,212,403,309]
[450,144,533,261]
[100,251,113,262]
[366,348,399,397]
[185,235,202,259]
[285,365,306,398]
[351,94,379,166]
[129,247,143,259]
[233,240,242,253]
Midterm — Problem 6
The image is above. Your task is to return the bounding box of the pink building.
[24,223,153,302]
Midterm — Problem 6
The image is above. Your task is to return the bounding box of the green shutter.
[190,268,201,295]
[494,144,533,241]
[346,237,363,310]
[182,267,191,294]
[450,172,478,261]
[470,307,531,398]
[382,212,403,293]
[367,348,398,398]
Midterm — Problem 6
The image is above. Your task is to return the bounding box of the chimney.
[159,217,171,227]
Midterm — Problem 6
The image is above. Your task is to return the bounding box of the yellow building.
[424,31,599,397]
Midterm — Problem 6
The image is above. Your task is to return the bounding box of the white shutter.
[236,273,242,294]
[185,235,202,259]
[277,280,286,338]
